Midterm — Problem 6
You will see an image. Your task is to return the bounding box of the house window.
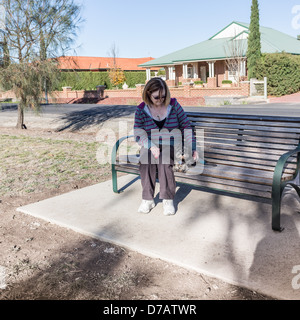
[228,70,238,83]
[187,64,193,78]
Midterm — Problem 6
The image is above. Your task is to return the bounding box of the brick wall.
[1,81,250,106]
[169,81,250,100]
[104,89,138,98]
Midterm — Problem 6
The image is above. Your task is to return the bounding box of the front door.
[200,66,207,83]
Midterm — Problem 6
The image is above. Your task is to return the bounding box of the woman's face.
[150,89,166,107]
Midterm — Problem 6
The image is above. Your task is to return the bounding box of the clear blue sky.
[73,0,300,59]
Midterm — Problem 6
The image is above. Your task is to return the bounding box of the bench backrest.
[186,112,300,176]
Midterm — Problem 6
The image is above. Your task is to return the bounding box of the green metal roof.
[140,21,300,68]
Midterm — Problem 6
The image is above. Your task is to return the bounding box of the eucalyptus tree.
[0,0,82,129]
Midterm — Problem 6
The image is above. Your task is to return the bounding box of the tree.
[0,0,82,129]
[1,60,58,128]
[224,36,247,85]
[0,35,10,68]
[32,0,82,104]
[107,42,119,69]
[107,42,126,88]
[108,68,126,88]
[247,0,262,79]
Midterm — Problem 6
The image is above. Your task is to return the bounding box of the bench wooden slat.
[202,142,296,156]
[116,160,294,185]
[117,153,297,176]
[186,112,300,123]
[118,149,297,166]
[202,132,299,145]
[114,165,140,175]
[203,157,296,174]
[204,152,297,171]
[203,138,295,152]
[188,116,300,128]
[118,154,297,173]
[173,175,272,198]
[201,127,300,140]
[203,147,296,161]
[175,171,273,192]
[201,163,280,181]
[117,155,140,164]
[191,121,300,133]
[115,163,272,197]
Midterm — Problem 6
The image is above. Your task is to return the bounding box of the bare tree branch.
[223,36,247,84]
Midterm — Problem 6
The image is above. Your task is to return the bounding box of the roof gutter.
[140,56,247,68]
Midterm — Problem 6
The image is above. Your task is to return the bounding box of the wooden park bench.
[111,112,300,231]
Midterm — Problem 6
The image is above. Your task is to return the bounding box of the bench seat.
[111,112,300,231]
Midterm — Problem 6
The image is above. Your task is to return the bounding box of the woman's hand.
[150,146,160,159]
[192,150,199,162]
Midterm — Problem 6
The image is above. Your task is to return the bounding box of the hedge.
[53,70,150,91]
[256,53,300,97]
[222,80,232,84]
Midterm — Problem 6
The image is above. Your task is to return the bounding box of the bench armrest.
[273,145,300,188]
[111,135,135,165]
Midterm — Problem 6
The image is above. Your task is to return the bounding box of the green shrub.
[256,53,300,96]
[54,71,112,90]
[157,68,166,76]
[222,80,232,84]
[194,81,203,85]
[124,72,146,88]
[54,71,148,91]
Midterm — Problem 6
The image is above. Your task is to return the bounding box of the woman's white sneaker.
[163,199,175,216]
[138,200,155,213]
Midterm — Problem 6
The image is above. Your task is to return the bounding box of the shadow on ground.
[0,104,18,111]
[56,105,136,132]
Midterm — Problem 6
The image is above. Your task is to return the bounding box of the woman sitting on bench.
[134,77,199,215]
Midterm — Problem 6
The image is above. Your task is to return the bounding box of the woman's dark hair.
[142,77,171,106]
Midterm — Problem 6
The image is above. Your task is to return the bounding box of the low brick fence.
[0,81,250,106]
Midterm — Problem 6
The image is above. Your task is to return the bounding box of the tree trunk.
[16,105,26,129]
[44,79,49,104]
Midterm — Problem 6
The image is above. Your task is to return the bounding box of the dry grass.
[0,134,110,196]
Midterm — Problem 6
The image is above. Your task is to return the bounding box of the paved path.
[268,92,300,104]
[2,102,300,132]
[17,175,300,300]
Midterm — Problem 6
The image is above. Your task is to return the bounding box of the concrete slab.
[17,175,300,300]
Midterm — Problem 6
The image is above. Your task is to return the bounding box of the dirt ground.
[0,121,274,300]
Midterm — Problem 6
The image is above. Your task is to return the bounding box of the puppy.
[173,146,195,173]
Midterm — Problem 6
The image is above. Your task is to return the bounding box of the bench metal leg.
[272,182,284,232]
[272,194,284,232]
[272,182,300,231]
[112,164,119,193]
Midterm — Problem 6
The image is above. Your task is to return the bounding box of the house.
[139,21,300,87]
[56,56,159,72]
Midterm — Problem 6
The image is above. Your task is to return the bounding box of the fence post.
[96,85,106,99]
[264,77,268,100]
[136,84,145,98]
[62,86,72,98]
